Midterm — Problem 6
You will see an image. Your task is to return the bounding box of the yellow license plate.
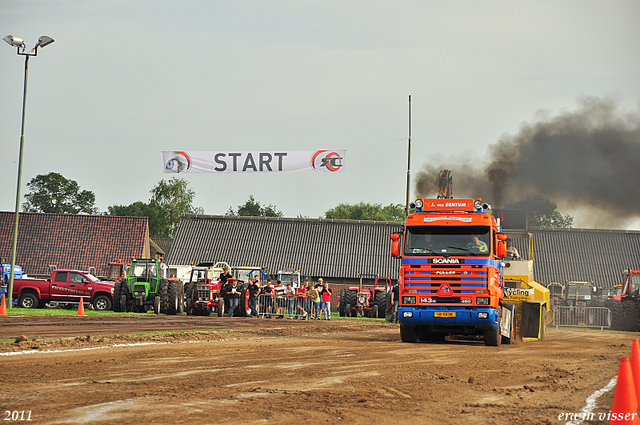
[434,312,456,318]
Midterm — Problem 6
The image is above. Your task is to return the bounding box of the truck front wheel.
[400,325,418,343]
[18,292,39,309]
[484,325,502,346]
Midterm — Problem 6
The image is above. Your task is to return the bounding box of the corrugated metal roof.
[508,227,640,288]
[168,215,640,288]
[166,215,403,280]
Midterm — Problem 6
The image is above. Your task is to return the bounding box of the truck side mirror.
[390,233,400,257]
[496,233,507,259]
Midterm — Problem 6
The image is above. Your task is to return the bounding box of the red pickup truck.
[12,269,115,311]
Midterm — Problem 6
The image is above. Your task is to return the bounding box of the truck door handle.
[69,284,75,287]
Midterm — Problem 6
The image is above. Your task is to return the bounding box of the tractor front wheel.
[339,289,346,317]
[153,295,161,314]
[606,299,626,330]
[113,281,123,312]
[120,294,129,313]
[374,290,386,319]
[623,300,639,332]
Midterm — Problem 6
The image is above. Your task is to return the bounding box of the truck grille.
[403,263,498,305]
[197,284,210,302]
[134,284,146,296]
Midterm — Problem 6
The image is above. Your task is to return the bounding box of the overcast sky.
[1,1,639,228]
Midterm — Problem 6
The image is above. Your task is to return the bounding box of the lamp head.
[3,35,24,48]
[36,36,54,48]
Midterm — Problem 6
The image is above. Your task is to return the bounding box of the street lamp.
[3,35,54,309]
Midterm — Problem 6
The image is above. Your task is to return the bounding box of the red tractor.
[184,264,224,317]
[605,269,640,331]
[339,274,388,318]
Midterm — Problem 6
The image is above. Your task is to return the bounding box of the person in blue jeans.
[248,276,260,317]
[284,283,296,318]
[391,283,400,323]
[310,284,321,319]
[227,278,239,316]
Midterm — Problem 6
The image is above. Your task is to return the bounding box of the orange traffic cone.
[631,339,640,407]
[77,297,86,316]
[611,357,640,424]
[0,294,7,316]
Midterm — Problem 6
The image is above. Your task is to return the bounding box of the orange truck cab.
[391,198,514,346]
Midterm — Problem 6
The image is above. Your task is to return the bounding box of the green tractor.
[113,258,183,314]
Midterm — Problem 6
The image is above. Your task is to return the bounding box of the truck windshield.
[404,226,492,257]
[632,274,640,295]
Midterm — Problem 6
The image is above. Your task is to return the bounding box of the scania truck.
[390,198,516,346]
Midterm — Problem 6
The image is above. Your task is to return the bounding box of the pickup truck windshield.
[404,225,491,257]
[86,273,100,283]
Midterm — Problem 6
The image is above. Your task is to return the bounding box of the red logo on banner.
[311,150,343,172]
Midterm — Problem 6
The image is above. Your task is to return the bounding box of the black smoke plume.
[414,97,640,227]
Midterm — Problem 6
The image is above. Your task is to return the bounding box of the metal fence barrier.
[553,306,611,330]
[256,294,319,320]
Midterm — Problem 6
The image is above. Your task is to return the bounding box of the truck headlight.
[403,311,413,318]
[403,296,416,304]
[477,312,488,319]
[477,297,489,305]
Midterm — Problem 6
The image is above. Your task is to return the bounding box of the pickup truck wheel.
[93,295,112,311]
[18,292,39,309]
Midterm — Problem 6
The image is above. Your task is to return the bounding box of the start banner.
[162,150,345,173]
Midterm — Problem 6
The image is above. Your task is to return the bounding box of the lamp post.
[405,95,412,216]
[3,35,54,309]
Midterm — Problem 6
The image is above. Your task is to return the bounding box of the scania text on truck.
[390,198,516,346]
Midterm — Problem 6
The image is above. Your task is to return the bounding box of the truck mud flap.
[521,301,544,340]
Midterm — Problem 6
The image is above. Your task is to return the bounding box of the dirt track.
[0,315,633,424]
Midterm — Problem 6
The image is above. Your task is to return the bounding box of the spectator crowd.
[218,266,332,320]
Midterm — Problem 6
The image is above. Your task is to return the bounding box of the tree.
[505,195,574,228]
[22,172,98,214]
[107,178,203,238]
[148,178,204,237]
[107,202,150,217]
[324,202,405,222]
[226,195,283,217]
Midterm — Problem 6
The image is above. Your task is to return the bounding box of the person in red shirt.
[296,284,308,319]
[320,279,332,320]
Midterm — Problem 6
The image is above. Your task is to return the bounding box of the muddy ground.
[0,315,634,424]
